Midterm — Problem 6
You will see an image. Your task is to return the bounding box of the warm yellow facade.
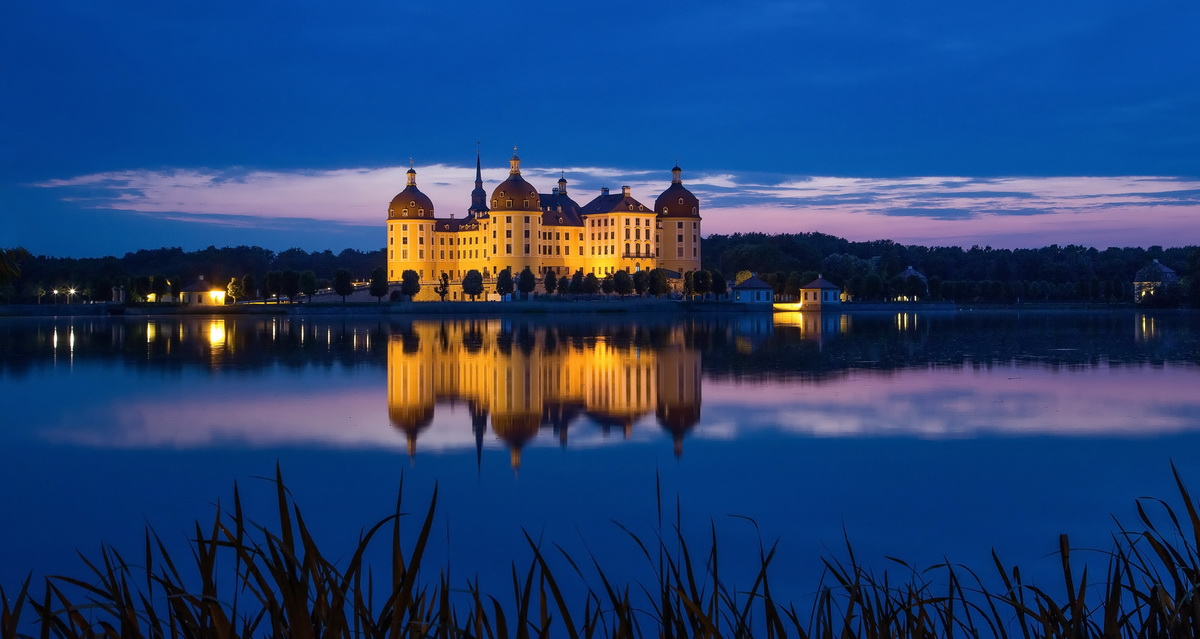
[386,154,702,299]
[386,320,702,466]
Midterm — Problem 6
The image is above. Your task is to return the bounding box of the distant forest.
[1,233,1199,306]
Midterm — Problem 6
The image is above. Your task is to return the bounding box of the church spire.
[469,145,489,216]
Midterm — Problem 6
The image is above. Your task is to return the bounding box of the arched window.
[402,209,408,217]
[678,198,684,205]
[662,207,668,213]
[645,243,651,255]
[625,242,630,254]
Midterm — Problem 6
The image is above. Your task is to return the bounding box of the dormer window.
[507,200,513,208]
[678,198,684,205]
[410,201,416,206]
[418,209,424,215]
[639,205,643,211]
[402,209,409,216]
[662,207,668,213]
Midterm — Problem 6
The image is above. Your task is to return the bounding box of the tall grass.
[5,464,1200,638]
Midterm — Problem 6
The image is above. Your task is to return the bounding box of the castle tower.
[487,152,543,280]
[386,165,438,284]
[654,165,702,279]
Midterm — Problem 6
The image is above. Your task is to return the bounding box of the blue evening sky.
[2,0,1198,257]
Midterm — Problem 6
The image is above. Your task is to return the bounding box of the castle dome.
[490,154,541,211]
[388,167,436,219]
[654,165,699,218]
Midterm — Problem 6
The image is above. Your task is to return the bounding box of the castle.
[385,152,701,299]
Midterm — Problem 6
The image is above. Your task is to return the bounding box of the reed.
[5,463,1200,638]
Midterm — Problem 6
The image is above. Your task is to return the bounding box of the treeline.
[0,246,383,303]
[705,233,1200,306]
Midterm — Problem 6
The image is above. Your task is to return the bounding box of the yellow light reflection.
[208,319,227,349]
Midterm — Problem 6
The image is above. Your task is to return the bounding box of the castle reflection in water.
[386,320,702,467]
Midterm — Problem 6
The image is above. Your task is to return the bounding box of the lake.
[2,309,1199,612]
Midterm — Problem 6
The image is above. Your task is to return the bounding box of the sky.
[2,0,1199,258]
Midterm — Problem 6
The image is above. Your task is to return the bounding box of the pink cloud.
[36,166,1200,248]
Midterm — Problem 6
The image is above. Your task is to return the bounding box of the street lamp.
[67,288,76,304]
[52,289,59,304]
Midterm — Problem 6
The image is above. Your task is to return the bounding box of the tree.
[133,275,152,301]
[649,269,670,297]
[583,273,600,295]
[517,267,536,299]
[368,267,388,301]
[694,270,712,298]
[151,275,169,302]
[241,274,256,301]
[570,270,585,295]
[496,269,514,297]
[281,269,301,302]
[462,269,484,300]
[734,270,753,285]
[264,271,282,303]
[710,269,727,298]
[333,268,354,302]
[401,269,421,299]
[601,274,615,295]
[434,272,451,301]
[0,247,30,287]
[543,271,558,296]
[300,270,317,302]
[632,270,649,296]
[226,276,244,304]
[683,271,695,298]
[613,270,633,296]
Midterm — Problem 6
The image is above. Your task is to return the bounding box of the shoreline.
[0,299,1165,318]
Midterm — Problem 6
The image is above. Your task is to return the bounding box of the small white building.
[180,276,227,307]
[799,276,841,309]
[732,275,774,304]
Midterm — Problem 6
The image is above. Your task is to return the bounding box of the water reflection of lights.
[895,313,917,331]
[1137,314,1158,341]
[207,319,227,349]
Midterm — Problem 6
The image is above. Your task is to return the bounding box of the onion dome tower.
[388,165,436,220]
[654,164,702,277]
[654,165,699,219]
[490,152,541,212]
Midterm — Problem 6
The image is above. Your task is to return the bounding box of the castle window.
[645,243,651,255]
[692,207,697,214]
[403,237,409,245]
[677,247,683,257]
[403,250,409,259]
[628,205,633,210]
[492,199,497,207]
[389,237,393,245]
[524,230,529,238]
[523,200,528,208]
[625,229,630,240]
[625,219,630,225]
[639,205,643,211]
[555,245,560,255]
[678,198,684,205]
[662,207,668,213]
[410,201,416,206]
[692,222,698,228]
[677,234,683,242]
[419,250,424,259]
[418,236,424,244]
[418,209,424,215]
[507,200,512,208]
[693,247,697,257]
[524,244,530,254]
[402,209,408,217]
[677,222,683,229]
[506,229,512,238]
[506,244,512,254]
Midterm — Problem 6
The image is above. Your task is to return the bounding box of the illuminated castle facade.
[385,153,702,299]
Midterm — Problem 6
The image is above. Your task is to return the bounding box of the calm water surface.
[2,310,1199,602]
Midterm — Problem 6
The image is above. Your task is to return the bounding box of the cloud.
[33,164,1200,248]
